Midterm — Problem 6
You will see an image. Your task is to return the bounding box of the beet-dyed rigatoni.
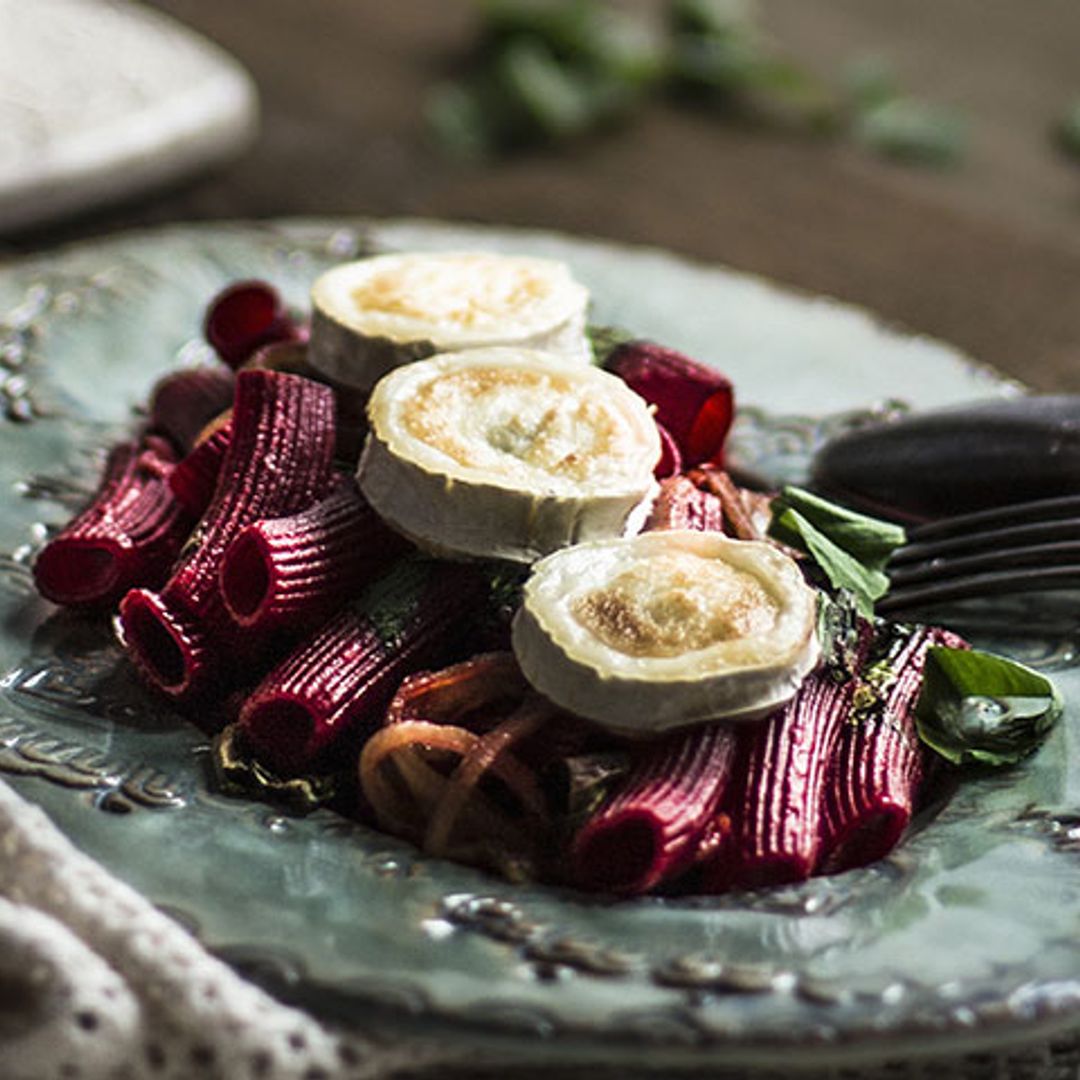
[704,626,873,892]
[220,478,410,635]
[33,436,194,609]
[168,419,232,518]
[203,280,304,369]
[643,474,726,533]
[818,625,968,874]
[572,723,738,894]
[605,341,734,467]
[147,366,235,454]
[653,423,684,479]
[119,370,336,703]
[238,560,487,775]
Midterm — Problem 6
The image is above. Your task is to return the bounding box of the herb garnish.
[1054,99,1080,161]
[915,647,1062,767]
[768,485,906,617]
[428,2,968,165]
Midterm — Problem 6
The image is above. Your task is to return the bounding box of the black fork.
[878,494,1080,614]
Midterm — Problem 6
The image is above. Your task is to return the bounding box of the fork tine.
[891,517,1080,565]
[880,493,1080,612]
[890,540,1080,587]
[879,564,1080,614]
[903,494,1080,541]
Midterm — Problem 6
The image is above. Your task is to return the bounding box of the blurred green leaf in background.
[1054,98,1080,161]
[428,0,968,168]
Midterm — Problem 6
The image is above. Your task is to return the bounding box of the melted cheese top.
[521,530,818,680]
[370,349,660,495]
[572,552,778,658]
[313,252,588,346]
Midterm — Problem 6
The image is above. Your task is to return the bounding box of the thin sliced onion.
[359,716,551,859]
[423,697,554,857]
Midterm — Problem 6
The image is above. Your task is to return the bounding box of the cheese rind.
[309,251,591,390]
[357,348,660,562]
[512,530,820,734]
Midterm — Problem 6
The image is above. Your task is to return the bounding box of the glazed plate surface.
[1,220,1077,1070]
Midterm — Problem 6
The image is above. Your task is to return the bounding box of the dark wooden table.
[8,0,1080,393]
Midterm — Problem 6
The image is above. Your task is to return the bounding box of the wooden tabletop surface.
[8,0,1080,395]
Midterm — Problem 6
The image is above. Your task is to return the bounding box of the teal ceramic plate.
[1,220,1078,1071]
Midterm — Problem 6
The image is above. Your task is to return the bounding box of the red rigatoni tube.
[220,479,410,635]
[704,626,874,892]
[819,709,924,875]
[168,420,232,518]
[643,474,726,533]
[571,723,738,895]
[818,625,968,874]
[238,560,486,775]
[653,423,683,479]
[203,280,304,369]
[34,436,194,609]
[605,341,735,467]
[147,367,235,454]
[119,370,336,703]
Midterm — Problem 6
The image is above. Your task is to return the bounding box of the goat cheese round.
[357,347,660,562]
[512,530,820,734]
[308,251,591,390]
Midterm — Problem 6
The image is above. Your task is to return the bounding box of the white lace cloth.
[0,778,439,1080]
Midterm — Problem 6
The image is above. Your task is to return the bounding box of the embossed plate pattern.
[1,220,1077,1070]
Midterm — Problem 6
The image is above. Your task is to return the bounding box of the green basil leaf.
[844,54,900,112]
[914,647,1062,767]
[768,486,905,616]
[770,486,906,571]
[494,39,599,139]
[670,0,754,39]
[771,506,887,617]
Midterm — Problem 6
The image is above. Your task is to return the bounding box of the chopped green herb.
[670,0,754,38]
[429,0,665,156]
[428,1,966,164]
[815,590,865,679]
[853,96,967,168]
[480,0,662,81]
[1054,99,1080,161]
[557,750,631,834]
[843,55,900,112]
[576,7,668,88]
[587,324,637,365]
[425,81,499,161]
[670,26,765,97]
[738,58,841,134]
[915,647,1062,767]
[359,559,437,647]
[494,38,600,139]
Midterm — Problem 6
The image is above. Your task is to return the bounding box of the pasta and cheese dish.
[32,251,1059,897]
